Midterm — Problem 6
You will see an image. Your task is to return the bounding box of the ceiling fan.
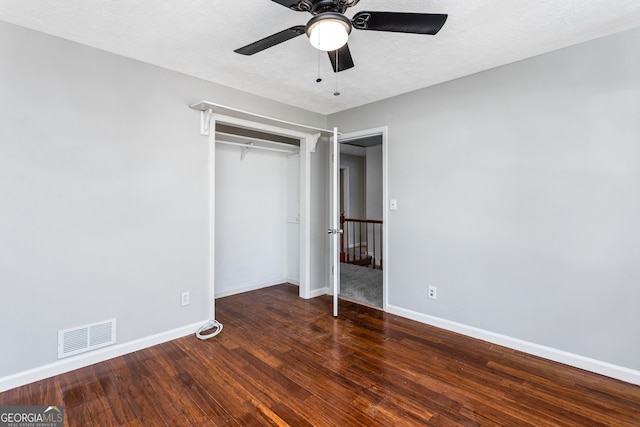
[234,0,448,73]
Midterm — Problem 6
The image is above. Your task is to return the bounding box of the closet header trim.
[190,101,336,136]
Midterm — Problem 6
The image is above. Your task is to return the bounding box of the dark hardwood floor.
[2,283,639,426]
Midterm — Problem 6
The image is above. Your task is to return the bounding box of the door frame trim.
[207,113,320,311]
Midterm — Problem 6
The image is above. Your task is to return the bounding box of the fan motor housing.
[306,12,352,35]
[294,0,359,14]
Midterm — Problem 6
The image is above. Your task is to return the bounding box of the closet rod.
[217,140,299,155]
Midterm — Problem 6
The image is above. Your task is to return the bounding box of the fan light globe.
[306,13,352,52]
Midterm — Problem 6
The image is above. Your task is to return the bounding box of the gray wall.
[0,20,325,378]
[328,26,640,371]
[365,145,383,221]
[340,153,366,219]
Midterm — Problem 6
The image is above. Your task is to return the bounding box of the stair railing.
[340,213,383,270]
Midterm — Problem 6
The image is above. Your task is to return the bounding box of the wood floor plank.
[94,360,139,426]
[174,339,281,425]
[2,283,639,426]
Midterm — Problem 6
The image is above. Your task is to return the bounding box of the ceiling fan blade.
[235,26,306,55]
[352,11,448,35]
[328,43,355,73]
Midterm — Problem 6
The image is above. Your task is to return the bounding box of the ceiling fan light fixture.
[306,12,352,51]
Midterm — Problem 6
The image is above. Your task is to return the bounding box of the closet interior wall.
[214,125,301,298]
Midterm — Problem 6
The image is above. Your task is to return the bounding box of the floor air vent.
[58,319,116,359]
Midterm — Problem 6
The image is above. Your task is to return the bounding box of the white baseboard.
[8,298,635,394]
[309,286,330,298]
[0,320,208,393]
[215,278,288,299]
[387,304,640,386]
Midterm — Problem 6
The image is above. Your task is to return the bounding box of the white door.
[329,127,341,316]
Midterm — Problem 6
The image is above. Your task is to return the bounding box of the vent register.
[58,319,116,358]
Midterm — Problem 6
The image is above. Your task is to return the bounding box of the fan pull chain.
[334,52,340,96]
[316,48,322,83]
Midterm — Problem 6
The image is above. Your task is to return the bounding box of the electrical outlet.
[181,291,190,306]
[428,286,437,300]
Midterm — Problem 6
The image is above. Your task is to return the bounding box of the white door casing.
[205,112,322,314]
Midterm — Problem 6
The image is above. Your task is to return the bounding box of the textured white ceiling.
[2,0,640,114]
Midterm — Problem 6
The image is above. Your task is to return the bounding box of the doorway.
[202,110,328,318]
[337,128,387,310]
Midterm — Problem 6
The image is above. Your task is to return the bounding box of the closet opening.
[214,123,302,299]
